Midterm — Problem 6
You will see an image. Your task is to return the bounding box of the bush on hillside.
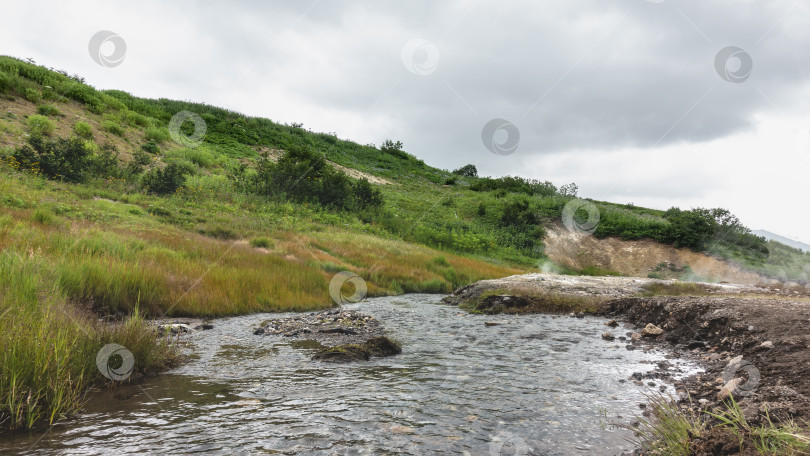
[142,162,190,195]
[253,145,383,211]
[380,139,409,159]
[26,114,55,137]
[452,164,478,177]
[470,175,559,197]
[36,104,60,116]
[13,136,91,182]
[73,121,93,139]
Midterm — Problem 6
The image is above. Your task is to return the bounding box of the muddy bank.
[447,273,810,432]
[605,295,810,422]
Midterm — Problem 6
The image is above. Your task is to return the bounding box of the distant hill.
[753,230,810,252]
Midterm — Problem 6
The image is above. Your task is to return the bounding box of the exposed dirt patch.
[543,225,774,286]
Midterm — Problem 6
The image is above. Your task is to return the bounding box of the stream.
[0,294,701,455]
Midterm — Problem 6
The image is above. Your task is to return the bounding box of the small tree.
[559,183,578,197]
[380,139,408,159]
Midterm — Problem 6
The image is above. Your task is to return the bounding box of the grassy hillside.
[0,55,807,431]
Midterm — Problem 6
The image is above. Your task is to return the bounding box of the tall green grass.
[0,251,177,430]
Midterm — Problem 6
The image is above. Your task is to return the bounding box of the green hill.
[0,55,806,430]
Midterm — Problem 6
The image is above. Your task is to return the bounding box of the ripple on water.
[0,294,702,455]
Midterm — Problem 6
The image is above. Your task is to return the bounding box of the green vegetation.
[101,119,124,136]
[36,104,60,116]
[0,54,808,434]
[26,114,55,136]
[632,394,810,455]
[0,251,177,430]
[73,121,93,139]
[250,236,273,248]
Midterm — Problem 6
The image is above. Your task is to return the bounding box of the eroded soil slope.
[543,225,770,285]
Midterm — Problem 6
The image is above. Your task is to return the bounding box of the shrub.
[144,126,169,143]
[102,120,124,136]
[73,121,93,139]
[199,225,237,240]
[32,207,56,225]
[452,164,477,177]
[0,71,11,93]
[23,87,40,103]
[36,104,60,116]
[87,142,121,178]
[167,148,214,168]
[26,114,55,136]
[250,237,273,248]
[254,146,384,211]
[354,178,384,209]
[141,141,159,153]
[662,208,715,250]
[142,162,190,194]
[126,149,152,175]
[124,111,150,127]
[380,139,409,159]
[13,136,91,182]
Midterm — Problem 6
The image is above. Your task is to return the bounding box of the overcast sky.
[3,0,809,242]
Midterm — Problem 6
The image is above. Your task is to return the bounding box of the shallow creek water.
[0,294,701,455]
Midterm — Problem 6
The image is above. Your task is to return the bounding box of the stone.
[718,378,743,400]
[602,332,615,341]
[605,319,619,327]
[726,355,744,372]
[641,323,664,337]
[160,323,191,335]
[630,332,642,341]
[760,340,773,349]
[194,323,214,331]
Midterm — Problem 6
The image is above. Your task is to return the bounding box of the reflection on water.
[0,294,699,455]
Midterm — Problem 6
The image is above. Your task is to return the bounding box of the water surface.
[0,294,700,455]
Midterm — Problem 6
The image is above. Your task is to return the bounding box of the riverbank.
[445,273,810,454]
